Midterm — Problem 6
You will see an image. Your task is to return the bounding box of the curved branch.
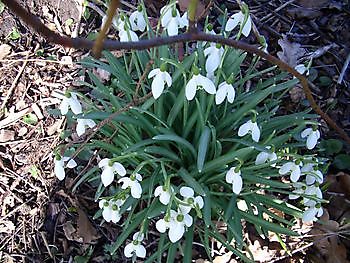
[3,0,350,144]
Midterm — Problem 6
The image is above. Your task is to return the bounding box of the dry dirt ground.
[0,0,350,262]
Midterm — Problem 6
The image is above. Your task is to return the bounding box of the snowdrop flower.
[60,92,82,115]
[301,163,323,185]
[156,209,193,243]
[204,44,224,76]
[148,65,172,99]
[178,186,204,214]
[288,182,306,200]
[301,127,320,150]
[215,81,235,105]
[200,23,216,47]
[98,158,127,187]
[119,28,139,42]
[185,69,216,101]
[295,64,309,75]
[225,167,243,195]
[161,5,188,36]
[124,232,146,258]
[129,6,146,32]
[255,146,278,166]
[302,204,323,222]
[54,155,77,180]
[303,185,322,207]
[238,119,260,142]
[76,118,96,136]
[154,185,173,205]
[118,173,143,199]
[112,14,126,31]
[98,199,124,223]
[279,161,302,183]
[225,11,252,37]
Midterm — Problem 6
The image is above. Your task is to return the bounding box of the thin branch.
[3,0,350,144]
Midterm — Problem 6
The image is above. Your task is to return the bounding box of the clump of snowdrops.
[53,1,326,261]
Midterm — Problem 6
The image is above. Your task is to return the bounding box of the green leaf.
[178,168,206,196]
[166,242,177,263]
[203,188,212,227]
[153,134,196,158]
[239,210,299,236]
[334,154,350,170]
[145,146,181,163]
[0,1,5,14]
[197,126,211,172]
[183,225,194,263]
[320,139,343,155]
[254,194,302,217]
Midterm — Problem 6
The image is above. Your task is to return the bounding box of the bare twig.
[3,0,350,144]
[337,51,350,85]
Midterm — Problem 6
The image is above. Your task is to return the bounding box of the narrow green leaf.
[197,126,211,172]
[178,168,206,196]
[153,134,196,158]
[183,225,194,263]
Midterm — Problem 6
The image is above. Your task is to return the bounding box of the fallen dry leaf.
[277,35,306,68]
[77,208,100,244]
[0,44,12,60]
[0,129,15,142]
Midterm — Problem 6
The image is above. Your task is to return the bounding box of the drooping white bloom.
[185,73,216,101]
[204,44,224,76]
[255,147,278,166]
[119,29,139,42]
[225,167,243,195]
[98,199,124,223]
[156,209,193,243]
[98,158,127,187]
[148,68,172,99]
[129,8,146,32]
[303,185,322,207]
[302,205,323,222]
[200,25,216,47]
[288,182,306,200]
[60,92,82,115]
[301,128,320,150]
[178,186,204,214]
[112,15,126,31]
[279,161,302,183]
[301,163,323,185]
[295,64,309,75]
[54,156,77,181]
[225,11,252,37]
[118,173,143,199]
[76,118,96,136]
[154,185,173,205]
[215,81,235,105]
[238,119,260,142]
[124,232,146,258]
[161,5,188,36]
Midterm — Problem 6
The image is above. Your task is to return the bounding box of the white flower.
[59,92,82,115]
[54,156,77,181]
[185,73,216,101]
[302,205,323,222]
[238,119,260,142]
[303,185,322,207]
[178,186,204,214]
[124,232,146,258]
[204,44,224,75]
[225,11,252,37]
[225,167,243,195]
[98,158,127,187]
[288,182,306,200]
[119,29,139,42]
[98,199,124,223]
[148,68,172,99]
[200,26,216,47]
[279,161,302,183]
[112,15,126,31]
[156,209,193,243]
[215,81,235,105]
[301,128,320,150]
[76,118,96,136]
[118,173,143,199]
[129,8,146,32]
[161,5,188,36]
[301,163,323,185]
[295,64,309,75]
[154,185,173,205]
[255,147,277,166]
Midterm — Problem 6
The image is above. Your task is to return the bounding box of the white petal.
[316,207,323,217]
[133,231,144,241]
[194,196,204,209]
[251,123,260,142]
[232,175,243,195]
[226,84,235,103]
[118,177,131,189]
[306,174,316,185]
[183,213,193,227]
[290,167,301,182]
[204,46,214,56]
[179,12,188,28]
[54,162,65,180]
[295,64,307,75]
[135,173,142,181]
[306,133,318,149]
[238,121,251,137]
[205,52,220,74]
[135,244,146,258]
[179,204,191,215]
[69,96,82,115]
[129,30,139,41]
[102,207,113,222]
[156,219,167,233]
[124,243,134,258]
[215,83,227,105]
[168,222,184,243]
[152,74,165,99]
[279,162,293,175]
[76,119,86,136]
[154,186,163,197]
[255,152,269,165]
[241,16,252,37]
[98,158,110,168]
[129,11,138,31]
[59,98,69,115]
[180,186,194,198]
[163,72,172,87]
[110,210,121,223]
[113,162,126,176]
[225,13,242,31]
[185,78,197,101]
[225,168,235,184]
[198,75,216,94]
[137,13,147,31]
[98,200,105,209]
[86,119,96,128]
[302,207,316,222]
[101,167,115,187]
[131,181,142,199]
[66,159,77,168]
[159,192,170,205]
[148,68,160,79]
[301,128,312,138]
[167,18,179,36]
